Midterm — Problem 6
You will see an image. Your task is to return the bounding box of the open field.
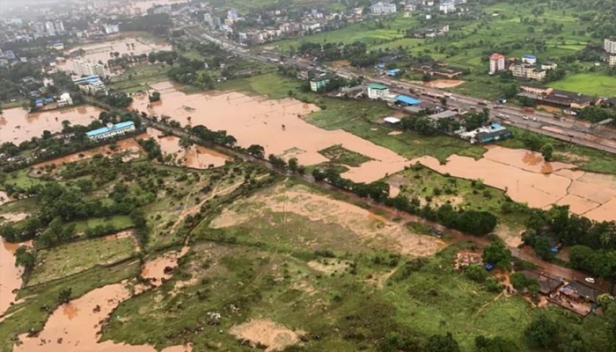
[318,144,373,167]
[548,73,616,97]
[27,233,138,286]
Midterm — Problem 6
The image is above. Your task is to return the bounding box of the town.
[1,1,616,352]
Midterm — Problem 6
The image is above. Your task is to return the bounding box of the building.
[489,53,505,74]
[386,68,402,76]
[474,124,512,143]
[395,95,421,106]
[367,83,390,99]
[521,54,537,65]
[412,24,449,38]
[427,110,458,122]
[439,1,455,14]
[103,24,119,34]
[45,21,56,36]
[204,13,215,29]
[310,74,333,92]
[57,92,73,107]
[510,64,546,81]
[609,55,616,67]
[86,121,136,141]
[371,2,397,15]
[74,75,109,95]
[54,21,65,33]
[73,59,110,77]
[541,62,557,71]
[50,42,64,51]
[604,37,616,54]
[43,77,54,87]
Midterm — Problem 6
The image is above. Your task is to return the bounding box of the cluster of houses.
[516,84,609,113]
[489,53,557,81]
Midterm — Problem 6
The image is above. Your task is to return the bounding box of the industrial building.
[86,121,136,141]
[394,95,421,106]
[367,83,390,99]
[73,59,110,78]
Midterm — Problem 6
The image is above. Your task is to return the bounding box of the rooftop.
[490,53,505,60]
[428,110,458,120]
[523,54,537,59]
[368,83,388,90]
[395,95,421,105]
[86,121,135,137]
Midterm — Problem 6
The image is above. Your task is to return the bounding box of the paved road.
[179,19,616,156]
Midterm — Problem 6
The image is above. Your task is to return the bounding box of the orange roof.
[490,53,505,60]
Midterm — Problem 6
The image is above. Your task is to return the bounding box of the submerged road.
[180,20,616,156]
[146,118,611,294]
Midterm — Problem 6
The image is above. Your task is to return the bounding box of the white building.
[58,92,73,107]
[371,2,397,15]
[54,21,65,33]
[521,54,537,65]
[45,21,56,36]
[103,24,119,34]
[86,121,136,141]
[605,38,616,54]
[73,59,110,77]
[367,83,390,99]
[609,55,616,67]
[204,13,215,29]
[439,1,456,14]
[43,77,54,87]
[489,53,505,74]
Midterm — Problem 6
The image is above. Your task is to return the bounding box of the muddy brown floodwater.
[13,248,192,352]
[1,106,102,144]
[0,238,25,317]
[132,82,409,183]
[411,146,616,221]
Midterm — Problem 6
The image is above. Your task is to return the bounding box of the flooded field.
[132,82,409,183]
[0,239,24,317]
[411,146,616,221]
[1,106,101,144]
[13,250,191,352]
[59,37,172,75]
[122,0,189,15]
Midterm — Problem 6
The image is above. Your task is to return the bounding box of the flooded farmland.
[0,239,24,318]
[13,250,192,352]
[412,146,616,221]
[132,82,409,183]
[0,106,101,144]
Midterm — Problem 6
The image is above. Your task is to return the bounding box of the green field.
[27,235,137,286]
[74,215,134,233]
[318,144,373,167]
[548,73,616,97]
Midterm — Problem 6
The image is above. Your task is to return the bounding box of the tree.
[483,240,512,270]
[288,157,299,173]
[14,246,35,270]
[247,144,265,159]
[425,332,460,352]
[533,235,555,260]
[464,264,488,282]
[540,143,554,161]
[148,91,161,102]
[524,315,559,349]
[475,335,518,352]
[58,288,72,304]
[178,136,192,150]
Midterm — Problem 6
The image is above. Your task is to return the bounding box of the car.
[522,115,529,120]
[531,117,538,121]
[585,277,595,284]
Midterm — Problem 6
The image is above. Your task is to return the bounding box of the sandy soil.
[0,191,10,206]
[58,37,172,75]
[424,80,465,88]
[229,319,303,352]
[13,250,191,352]
[211,184,443,256]
[411,146,616,221]
[131,82,409,183]
[1,106,102,144]
[307,260,350,274]
[537,105,562,113]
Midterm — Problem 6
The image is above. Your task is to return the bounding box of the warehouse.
[394,95,421,106]
[86,121,136,141]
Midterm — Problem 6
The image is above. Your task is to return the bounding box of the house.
[521,54,537,65]
[510,64,546,81]
[413,24,449,38]
[427,110,458,122]
[386,68,402,76]
[439,0,455,13]
[608,55,616,67]
[561,281,598,303]
[371,2,397,15]
[86,121,136,141]
[604,37,616,54]
[541,62,558,70]
[489,53,505,74]
[475,123,512,143]
[57,92,73,107]
[522,271,563,295]
[383,116,401,124]
[432,65,465,79]
[43,77,55,87]
[309,74,334,92]
[367,83,390,99]
[395,95,421,106]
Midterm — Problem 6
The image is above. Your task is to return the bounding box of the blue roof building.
[86,121,136,141]
[522,54,536,59]
[34,99,43,107]
[395,95,421,106]
[386,68,401,76]
[43,97,54,104]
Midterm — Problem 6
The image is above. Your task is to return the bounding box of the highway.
[179,20,616,155]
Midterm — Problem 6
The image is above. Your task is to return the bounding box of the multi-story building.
[521,54,537,65]
[54,21,65,33]
[45,21,56,36]
[204,13,215,29]
[73,59,110,77]
[511,64,545,81]
[609,55,616,67]
[103,24,119,34]
[439,1,456,14]
[367,83,390,99]
[310,74,334,92]
[489,53,505,74]
[86,121,136,141]
[604,37,616,54]
[371,2,397,15]
[57,92,73,107]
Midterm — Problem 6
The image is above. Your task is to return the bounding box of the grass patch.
[27,235,137,286]
[548,73,616,97]
[318,144,373,167]
[73,215,134,233]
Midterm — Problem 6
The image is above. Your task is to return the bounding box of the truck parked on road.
[522,107,534,113]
